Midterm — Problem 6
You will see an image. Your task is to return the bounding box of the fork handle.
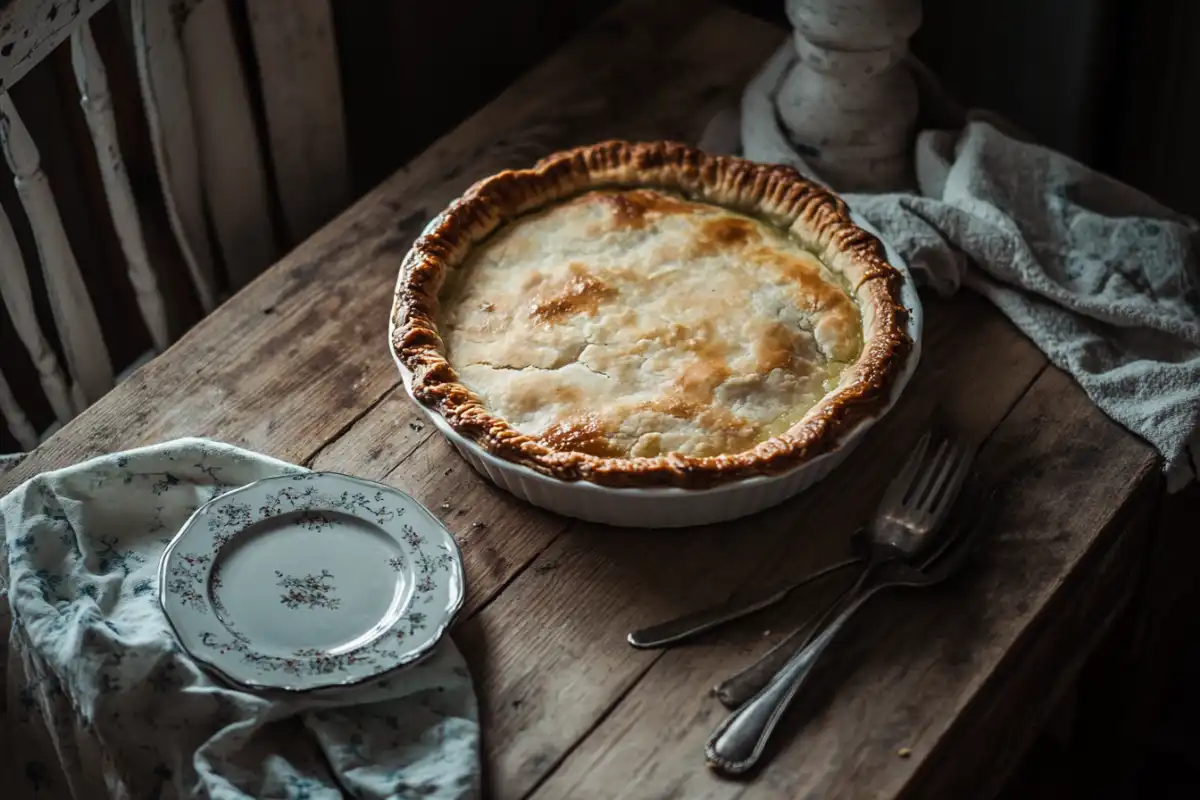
[626,557,861,649]
[705,579,886,774]
[714,578,858,708]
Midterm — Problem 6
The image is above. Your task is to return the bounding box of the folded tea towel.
[735,44,1200,490]
[0,438,480,799]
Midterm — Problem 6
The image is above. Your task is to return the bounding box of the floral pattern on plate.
[275,569,341,610]
[159,472,465,691]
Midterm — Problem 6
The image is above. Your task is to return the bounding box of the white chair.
[0,0,349,450]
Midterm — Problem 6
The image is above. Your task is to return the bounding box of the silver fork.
[704,429,976,775]
[627,431,969,650]
[711,430,974,706]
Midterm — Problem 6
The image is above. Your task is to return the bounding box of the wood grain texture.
[0,0,109,91]
[379,434,569,621]
[306,386,435,477]
[506,294,1046,800]
[768,368,1154,800]
[306,393,569,621]
[0,2,1162,798]
[1067,479,1200,798]
[532,339,1155,800]
[0,0,769,493]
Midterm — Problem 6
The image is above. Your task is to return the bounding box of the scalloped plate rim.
[158,471,466,693]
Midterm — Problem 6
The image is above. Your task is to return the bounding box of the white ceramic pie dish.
[388,212,921,529]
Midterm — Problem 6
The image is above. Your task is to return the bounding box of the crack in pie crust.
[390,141,910,488]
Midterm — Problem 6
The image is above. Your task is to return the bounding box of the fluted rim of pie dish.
[389,140,911,489]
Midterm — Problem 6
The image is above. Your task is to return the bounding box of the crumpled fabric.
[0,438,480,799]
[738,43,1200,489]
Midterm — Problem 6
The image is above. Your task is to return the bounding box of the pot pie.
[391,141,910,488]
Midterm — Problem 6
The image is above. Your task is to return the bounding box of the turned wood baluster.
[0,94,114,410]
[72,21,172,352]
[776,0,921,191]
[0,367,37,449]
[0,200,77,425]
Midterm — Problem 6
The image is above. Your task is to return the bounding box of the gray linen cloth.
[729,44,1200,490]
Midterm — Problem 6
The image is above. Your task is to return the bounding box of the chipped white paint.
[0,93,113,408]
[0,0,109,92]
[183,0,276,289]
[71,21,170,351]
[774,0,921,191]
[247,0,350,246]
[131,0,218,312]
[0,365,37,449]
[741,41,825,179]
[0,199,76,423]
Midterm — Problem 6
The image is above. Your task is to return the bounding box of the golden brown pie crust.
[390,140,910,488]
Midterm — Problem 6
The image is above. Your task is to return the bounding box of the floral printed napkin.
[0,438,480,799]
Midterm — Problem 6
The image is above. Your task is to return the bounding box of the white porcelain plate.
[159,472,465,691]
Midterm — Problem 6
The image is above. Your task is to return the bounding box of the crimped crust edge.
[390,140,911,488]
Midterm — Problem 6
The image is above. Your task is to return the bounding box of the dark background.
[333,0,1200,221]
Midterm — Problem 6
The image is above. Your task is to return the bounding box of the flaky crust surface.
[390,140,910,488]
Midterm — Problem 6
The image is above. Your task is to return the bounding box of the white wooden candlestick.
[775,0,921,191]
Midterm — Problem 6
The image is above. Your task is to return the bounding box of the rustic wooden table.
[1,1,1164,797]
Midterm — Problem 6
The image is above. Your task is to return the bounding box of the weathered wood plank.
[0,0,763,490]
[0,0,109,92]
[0,4,1161,799]
[1082,479,1200,795]
[246,0,350,246]
[306,392,570,620]
[181,0,277,289]
[306,386,434,476]
[131,0,219,311]
[531,364,1156,800]
[461,293,1048,800]
[388,434,571,620]
[301,0,788,625]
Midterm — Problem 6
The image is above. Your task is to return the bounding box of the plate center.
[209,510,410,657]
